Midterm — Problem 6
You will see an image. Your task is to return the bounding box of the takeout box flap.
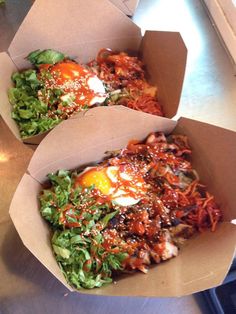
[88,222,236,297]
[9,173,73,292]
[174,117,236,222]
[10,107,236,296]
[9,177,236,296]
[0,53,50,144]
[0,52,21,140]
[109,0,139,15]
[2,0,187,143]
[140,31,187,118]
[8,0,142,70]
[27,106,177,183]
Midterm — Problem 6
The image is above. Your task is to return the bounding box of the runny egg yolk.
[78,168,112,196]
[76,166,147,206]
[49,62,89,83]
[39,61,106,107]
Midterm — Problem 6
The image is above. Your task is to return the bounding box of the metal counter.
[0,0,235,313]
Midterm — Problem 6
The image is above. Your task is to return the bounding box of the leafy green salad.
[8,50,67,138]
[39,170,128,289]
[8,49,107,139]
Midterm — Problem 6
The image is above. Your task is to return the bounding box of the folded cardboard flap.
[109,0,139,15]
[8,0,141,70]
[9,107,236,296]
[27,106,176,182]
[68,38,141,65]
[174,118,236,222]
[0,0,187,144]
[140,31,187,118]
[9,173,73,292]
[0,52,20,140]
[2,29,186,144]
[87,222,236,297]
[0,53,51,145]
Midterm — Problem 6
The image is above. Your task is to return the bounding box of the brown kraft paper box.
[0,0,186,144]
[109,0,139,16]
[9,106,236,297]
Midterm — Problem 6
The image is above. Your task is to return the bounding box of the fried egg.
[42,61,106,107]
[77,165,147,206]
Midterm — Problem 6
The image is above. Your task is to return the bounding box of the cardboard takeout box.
[110,0,139,16]
[9,106,236,297]
[0,0,186,144]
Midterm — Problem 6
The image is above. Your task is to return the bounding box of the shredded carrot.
[88,49,164,116]
[121,133,223,233]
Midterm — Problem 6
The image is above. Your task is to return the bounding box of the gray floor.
[1,0,236,313]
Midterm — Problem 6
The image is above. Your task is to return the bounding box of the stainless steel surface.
[0,0,235,313]
[133,0,236,131]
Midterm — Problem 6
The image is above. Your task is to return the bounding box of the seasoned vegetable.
[9,48,164,139]
[88,49,163,116]
[9,49,106,138]
[39,132,222,289]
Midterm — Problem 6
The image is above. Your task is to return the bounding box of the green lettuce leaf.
[11,69,41,91]
[27,49,65,66]
[52,228,127,289]
[52,245,71,259]
[39,169,130,289]
[8,68,63,138]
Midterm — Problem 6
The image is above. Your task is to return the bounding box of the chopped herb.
[8,69,62,138]
[39,170,128,289]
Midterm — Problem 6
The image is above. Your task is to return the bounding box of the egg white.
[78,166,144,207]
[87,76,106,105]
